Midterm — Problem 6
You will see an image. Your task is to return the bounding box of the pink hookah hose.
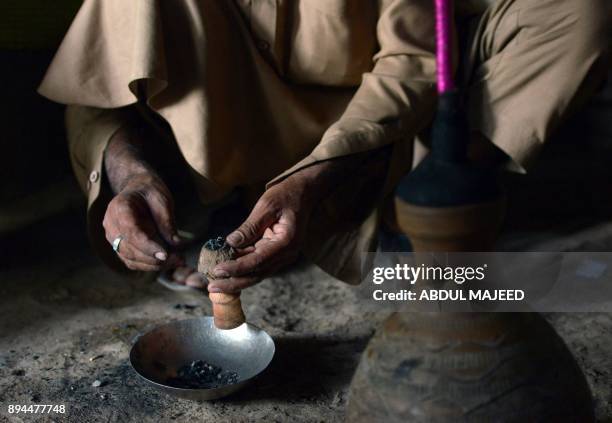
[435,0,455,94]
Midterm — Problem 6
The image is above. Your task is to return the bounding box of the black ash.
[166,360,239,389]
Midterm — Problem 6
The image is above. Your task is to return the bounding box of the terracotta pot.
[347,312,593,422]
[346,197,594,422]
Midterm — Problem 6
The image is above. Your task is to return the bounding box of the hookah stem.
[431,0,467,161]
[435,0,455,94]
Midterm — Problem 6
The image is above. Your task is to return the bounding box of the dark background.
[1,0,83,237]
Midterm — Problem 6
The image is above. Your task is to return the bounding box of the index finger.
[128,228,167,258]
[215,240,286,277]
[115,210,168,259]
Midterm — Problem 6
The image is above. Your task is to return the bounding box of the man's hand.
[208,148,391,293]
[102,123,182,271]
[103,173,182,271]
[208,167,324,293]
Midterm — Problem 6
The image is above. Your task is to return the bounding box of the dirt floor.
[1,203,612,423]
[0,210,380,423]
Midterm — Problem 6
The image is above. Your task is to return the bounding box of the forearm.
[103,118,160,195]
[285,146,392,203]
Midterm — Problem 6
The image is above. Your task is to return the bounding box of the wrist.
[283,160,339,204]
[120,171,164,194]
[104,125,159,194]
[284,148,392,202]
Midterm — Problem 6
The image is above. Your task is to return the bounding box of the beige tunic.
[39,0,439,284]
[39,0,610,284]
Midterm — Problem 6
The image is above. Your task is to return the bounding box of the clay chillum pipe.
[198,237,246,330]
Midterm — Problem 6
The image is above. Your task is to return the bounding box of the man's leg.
[465,0,611,172]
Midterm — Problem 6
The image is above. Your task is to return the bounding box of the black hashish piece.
[203,236,228,251]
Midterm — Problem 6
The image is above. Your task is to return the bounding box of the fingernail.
[185,273,206,288]
[213,269,229,278]
[227,231,244,246]
[208,285,222,293]
[155,252,167,261]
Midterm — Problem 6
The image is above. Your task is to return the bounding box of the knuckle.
[249,253,265,271]
[116,201,135,216]
[136,231,155,247]
[240,222,258,238]
[112,194,130,209]
[257,196,277,212]
[112,200,137,223]
[118,247,133,259]
[147,190,172,211]
[225,280,242,293]
[127,229,144,242]
[129,234,152,252]
[124,229,140,244]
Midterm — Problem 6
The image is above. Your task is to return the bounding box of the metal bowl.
[130,316,275,400]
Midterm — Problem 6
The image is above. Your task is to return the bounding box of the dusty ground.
[0,210,385,423]
[1,201,612,422]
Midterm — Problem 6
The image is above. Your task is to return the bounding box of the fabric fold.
[39,0,438,285]
[39,0,168,108]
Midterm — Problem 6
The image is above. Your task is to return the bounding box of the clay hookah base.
[346,192,593,421]
[346,312,593,422]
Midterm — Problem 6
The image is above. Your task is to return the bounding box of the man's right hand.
[102,172,182,271]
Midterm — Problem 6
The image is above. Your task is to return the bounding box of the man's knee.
[506,0,610,51]
[567,0,611,56]
[494,0,611,77]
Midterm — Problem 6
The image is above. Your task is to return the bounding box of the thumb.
[227,201,278,248]
[145,191,180,246]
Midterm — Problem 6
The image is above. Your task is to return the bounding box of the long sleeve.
[65,105,130,272]
[268,0,438,188]
[270,0,439,284]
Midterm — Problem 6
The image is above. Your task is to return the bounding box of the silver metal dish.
[130,316,275,400]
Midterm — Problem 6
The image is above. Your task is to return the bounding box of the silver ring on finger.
[112,235,124,253]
